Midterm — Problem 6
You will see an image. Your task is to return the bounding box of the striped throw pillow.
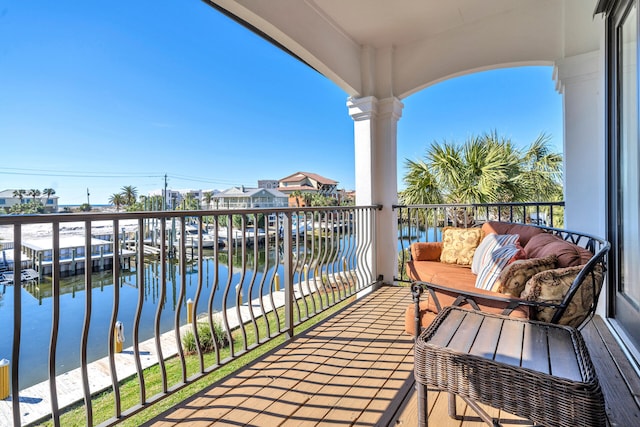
[475,244,520,291]
[471,234,520,274]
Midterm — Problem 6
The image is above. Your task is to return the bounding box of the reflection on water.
[0,236,351,389]
[397,225,442,249]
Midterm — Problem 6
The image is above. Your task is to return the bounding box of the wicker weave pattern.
[414,307,607,427]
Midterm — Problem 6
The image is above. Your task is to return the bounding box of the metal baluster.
[318,210,333,305]
[292,210,302,323]
[355,208,364,289]
[133,218,146,404]
[298,211,311,319]
[283,212,294,339]
[154,218,168,393]
[221,214,234,357]
[193,216,205,373]
[11,224,22,427]
[256,212,271,340]
[269,214,282,335]
[48,222,61,425]
[175,217,187,383]
[246,213,260,343]
[81,221,93,426]
[344,208,358,289]
[327,211,342,300]
[207,214,221,365]
[363,207,375,284]
[235,215,248,351]
[309,210,322,311]
[108,218,122,418]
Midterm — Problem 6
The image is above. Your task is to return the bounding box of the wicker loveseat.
[406,221,610,337]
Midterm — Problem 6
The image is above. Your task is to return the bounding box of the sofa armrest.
[408,281,563,337]
[410,242,443,261]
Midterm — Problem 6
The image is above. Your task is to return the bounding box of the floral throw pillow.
[440,227,484,265]
[520,265,604,327]
[493,254,558,296]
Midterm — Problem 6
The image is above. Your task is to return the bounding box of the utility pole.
[87,188,90,206]
[164,174,168,211]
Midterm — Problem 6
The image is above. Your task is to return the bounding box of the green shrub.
[182,321,228,355]
[397,248,411,282]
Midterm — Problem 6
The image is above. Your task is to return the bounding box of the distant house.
[0,189,59,213]
[277,172,338,206]
[148,188,219,210]
[216,186,288,209]
[258,180,279,190]
[337,189,355,204]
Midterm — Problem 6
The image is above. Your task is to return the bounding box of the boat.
[291,220,312,237]
[178,225,224,249]
[0,268,39,285]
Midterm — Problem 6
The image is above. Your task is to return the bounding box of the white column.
[348,96,404,285]
[554,51,605,239]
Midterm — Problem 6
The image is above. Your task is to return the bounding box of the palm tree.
[109,193,126,212]
[179,193,199,210]
[203,191,213,209]
[302,192,313,207]
[42,188,56,203]
[516,133,563,202]
[28,189,41,203]
[401,131,562,206]
[13,189,26,203]
[147,195,163,210]
[290,190,302,207]
[400,159,443,205]
[121,185,138,206]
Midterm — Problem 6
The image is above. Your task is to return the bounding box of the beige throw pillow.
[520,264,604,327]
[440,227,484,265]
[494,254,557,296]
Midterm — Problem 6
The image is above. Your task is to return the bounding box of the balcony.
[0,204,639,426]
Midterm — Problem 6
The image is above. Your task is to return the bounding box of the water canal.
[0,236,353,389]
[0,221,432,390]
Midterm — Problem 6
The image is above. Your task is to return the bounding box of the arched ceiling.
[204,0,601,99]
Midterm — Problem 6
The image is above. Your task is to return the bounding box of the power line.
[169,173,252,186]
[0,167,253,188]
[0,167,162,179]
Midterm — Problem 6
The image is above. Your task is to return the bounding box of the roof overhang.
[203,0,601,99]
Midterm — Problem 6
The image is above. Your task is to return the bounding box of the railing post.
[11,224,22,427]
[283,212,294,339]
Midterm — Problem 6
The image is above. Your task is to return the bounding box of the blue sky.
[0,1,562,205]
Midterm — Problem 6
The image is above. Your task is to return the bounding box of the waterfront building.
[147,188,220,210]
[277,172,338,206]
[0,189,59,213]
[21,236,135,275]
[257,179,279,189]
[215,186,288,209]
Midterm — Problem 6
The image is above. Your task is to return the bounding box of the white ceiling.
[311,0,532,47]
[206,0,602,98]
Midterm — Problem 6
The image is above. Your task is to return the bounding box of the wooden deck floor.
[146,285,640,427]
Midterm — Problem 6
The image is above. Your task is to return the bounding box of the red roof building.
[277,172,338,206]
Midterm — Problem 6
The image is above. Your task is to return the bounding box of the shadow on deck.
[145,286,640,426]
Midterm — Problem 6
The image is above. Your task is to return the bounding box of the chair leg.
[461,395,501,427]
[417,382,429,427]
[448,393,460,419]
